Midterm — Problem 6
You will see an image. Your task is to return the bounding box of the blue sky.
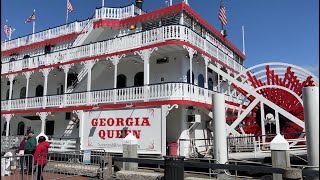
[1,0,319,76]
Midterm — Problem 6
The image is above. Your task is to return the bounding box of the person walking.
[24,130,37,174]
[18,134,28,174]
[33,136,49,180]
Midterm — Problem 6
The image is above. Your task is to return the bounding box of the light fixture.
[109,65,112,69]
[129,24,136,30]
[54,74,57,76]
[134,61,137,64]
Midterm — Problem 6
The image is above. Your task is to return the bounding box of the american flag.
[67,0,74,12]
[4,23,9,37]
[25,11,36,23]
[218,2,227,26]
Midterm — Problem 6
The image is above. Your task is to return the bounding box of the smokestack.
[136,0,143,10]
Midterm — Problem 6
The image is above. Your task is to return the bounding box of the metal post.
[303,87,319,180]
[212,93,228,164]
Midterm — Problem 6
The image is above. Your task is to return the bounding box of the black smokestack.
[136,0,143,10]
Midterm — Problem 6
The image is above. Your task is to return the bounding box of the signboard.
[83,150,91,164]
[81,108,163,154]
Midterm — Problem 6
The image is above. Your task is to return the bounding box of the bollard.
[270,134,290,180]
[122,133,138,171]
[164,156,185,180]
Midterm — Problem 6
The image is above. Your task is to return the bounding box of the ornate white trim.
[134,47,158,62]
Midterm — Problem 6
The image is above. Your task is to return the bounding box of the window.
[36,85,44,97]
[66,112,71,120]
[20,87,26,98]
[44,45,51,54]
[208,78,213,91]
[198,74,204,88]
[134,72,144,87]
[186,70,195,84]
[17,122,25,135]
[45,121,54,135]
[117,74,127,88]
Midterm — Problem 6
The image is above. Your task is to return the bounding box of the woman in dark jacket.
[33,136,49,180]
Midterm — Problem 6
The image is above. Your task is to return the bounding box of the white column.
[6,74,17,110]
[36,112,51,133]
[40,68,53,108]
[212,93,228,164]
[134,48,158,101]
[260,101,266,144]
[202,55,210,89]
[81,60,98,104]
[60,64,74,106]
[183,45,197,84]
[107,55,125,103]
[22,71,34,109]
[3,114,14,137]
[303,87,319,169]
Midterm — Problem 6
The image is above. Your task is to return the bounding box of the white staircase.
[71,18,94,47]
[61,118,79,137]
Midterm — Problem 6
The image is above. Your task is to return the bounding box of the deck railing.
[1,5,144,51]
[1,82,245,111]
[1,19,90,51]
[2,25,245,74]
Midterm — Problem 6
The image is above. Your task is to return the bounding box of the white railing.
[1,19,89,51]
[95,4,144,20]
[2,25,245,75]
[71,18,94,47]
[2,83,245,111]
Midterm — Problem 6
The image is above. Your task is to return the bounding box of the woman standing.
[33,136,49,180]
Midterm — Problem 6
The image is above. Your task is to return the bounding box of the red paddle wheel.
[227,64,318,141]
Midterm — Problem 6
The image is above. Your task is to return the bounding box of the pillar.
[183,45,197,84]
[303,87,319,178]
[134,48,158,101]
[3,114,14,137]
[270,134,290,180]
[36,112,51,133]
[212,93,228,164]
[60,64,74,106]
[108,55,125,103]
[123,133,138,171]
[6,74,17,110]
[81,60,98,104]
[40,68,53,108]
[204,57,209,89]
[23,71,34,109]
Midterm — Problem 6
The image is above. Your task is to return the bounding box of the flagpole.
[66,0,69,25]
[32,9,36,42]
[242,25,246,55]
[102,0,105,7]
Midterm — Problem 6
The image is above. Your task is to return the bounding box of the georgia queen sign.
[80,108,164,154]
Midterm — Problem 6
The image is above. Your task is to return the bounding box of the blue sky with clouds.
[1,0,319,76]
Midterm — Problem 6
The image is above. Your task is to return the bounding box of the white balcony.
[1,25,245,74]
[1,19,91,51]
[95,4,145,20]
[1,83,245,111]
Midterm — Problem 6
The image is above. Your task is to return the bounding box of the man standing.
[24,130,37,174]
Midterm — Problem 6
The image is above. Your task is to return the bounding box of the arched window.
[6,89,10,100]
[36,85,44,97]
[20,87,26,99]
[187,70,195,84]
[198,74,204,88]
[17,122,25,135]
[208,78,213,91]
[134,72,144,86]
[117,74,127,88]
